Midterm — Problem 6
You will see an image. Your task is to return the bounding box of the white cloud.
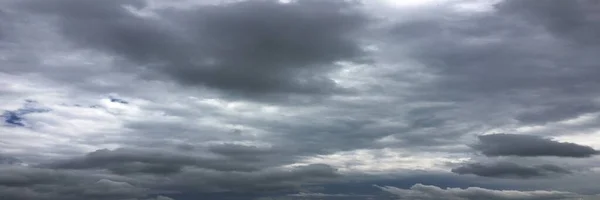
[290,148,469,173]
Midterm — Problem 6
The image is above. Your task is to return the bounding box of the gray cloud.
[42,148,262,174]
[208,143,279,162]
[155,163,340,193]
[377,183,588,200]
[3,0,600,199]
[0,154,22,165]
[23,145,343,194]
[451,162,571,179]
[0,156,340,199]
[0,10,7,40]
[387,0,600,128]
[472,134,598,158]
[515,103,600,125]
[0,4,18,42]
[496,0,600,46]
[288,192,373,198]
[17,0,370,99]
[0,165,169,200]
[257,192,374,200]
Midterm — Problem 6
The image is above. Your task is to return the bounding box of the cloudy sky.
[2,0,600,199]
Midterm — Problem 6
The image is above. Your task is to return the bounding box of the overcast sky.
[2,0,600,199]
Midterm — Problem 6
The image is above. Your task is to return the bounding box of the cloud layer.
[3,0,600,199]
[18,0,370,99]
[377,184,592,200]
[472,134,599,158]
[451,162,571,179]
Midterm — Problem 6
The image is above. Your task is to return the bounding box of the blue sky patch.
[2,111,25,127]
[109,96,129,104]
[2,100,51,127]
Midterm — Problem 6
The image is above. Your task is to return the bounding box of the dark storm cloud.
[473,134,598,158]
[42,148,261,174]
[17,0,370,98]
[451,162,571,179]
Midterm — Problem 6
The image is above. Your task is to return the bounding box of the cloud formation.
[0,166,161,200]
[377,184,588,200]
[451,162,571,179]
[472,134,599,158]
[17,0,370,99]
[0,161,340,200]
[497,0,600,46]
[3,0,600,199]
[42,148,262,173]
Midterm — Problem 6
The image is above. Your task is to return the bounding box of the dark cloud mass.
[4,0,600,199]
[515,103,600,125]
[0,166,164,200]
[42,148,263,173]
[473,134,598,158]
[0,161,339,200]
[451,162,571,179]
[159,163,340,193]
[17,0,370,98]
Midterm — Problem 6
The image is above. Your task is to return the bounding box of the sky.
[1,0,600,199]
